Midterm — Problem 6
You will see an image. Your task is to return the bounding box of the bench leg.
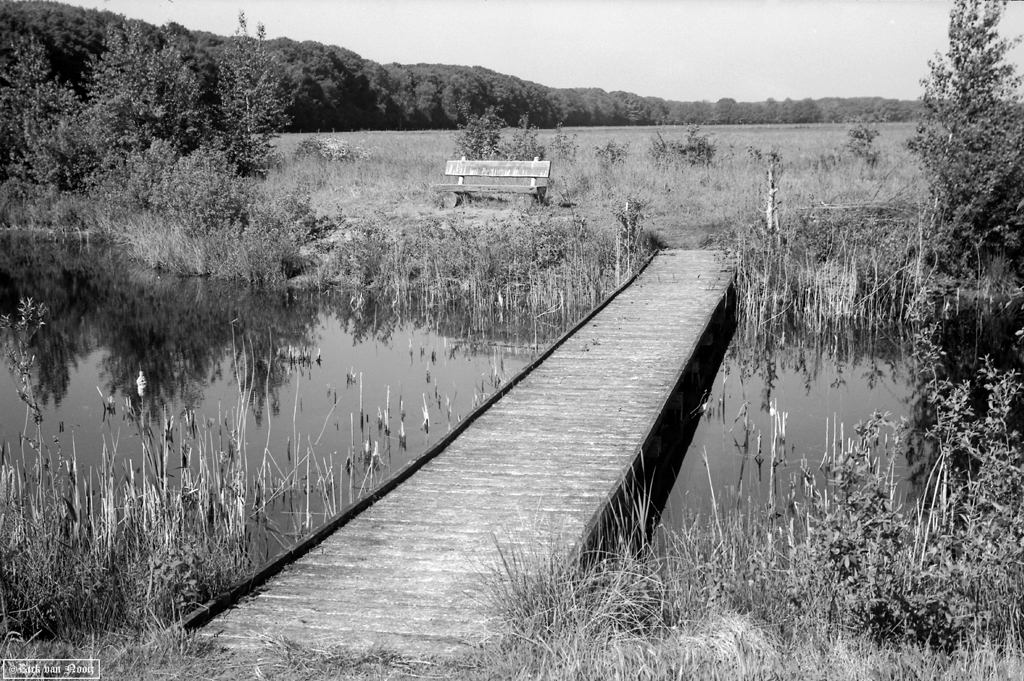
[441,191,461,209]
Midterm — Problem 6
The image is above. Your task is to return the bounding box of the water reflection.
[0,235,581,552]
[663,299,1024,528]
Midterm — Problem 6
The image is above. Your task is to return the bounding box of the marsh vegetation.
[1,1,1024,679]
[0,112,1020,677]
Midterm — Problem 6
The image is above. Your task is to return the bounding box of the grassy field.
[270,122,926,250]
[267,122,932,338]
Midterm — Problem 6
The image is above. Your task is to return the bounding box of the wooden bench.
[433,157,551,208]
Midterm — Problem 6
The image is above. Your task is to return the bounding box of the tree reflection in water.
[663,299,1024,527]
[0,234,573,483]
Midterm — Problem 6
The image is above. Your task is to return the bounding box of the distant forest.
[0,1,923,132]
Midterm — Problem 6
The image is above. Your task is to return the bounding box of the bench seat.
[432,157,551,207]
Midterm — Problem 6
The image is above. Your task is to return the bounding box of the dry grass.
[270,123,926,251]
[269,124,932,332]
[4,622,1020,681]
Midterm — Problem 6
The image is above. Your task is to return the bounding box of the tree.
[910,0,1024,271]
[87,22,207,162]
[217,13,290,175]
[0,35,90,189]
[453,106,503,159]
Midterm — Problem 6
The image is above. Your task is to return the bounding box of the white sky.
[68,0,1024,102]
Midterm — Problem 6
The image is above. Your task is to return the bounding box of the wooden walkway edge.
[191,249,735,655]
[180,251,659,633]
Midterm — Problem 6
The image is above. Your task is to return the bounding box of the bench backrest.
[444,158,551,179]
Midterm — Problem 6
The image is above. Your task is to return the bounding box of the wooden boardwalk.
[199,250,734,655]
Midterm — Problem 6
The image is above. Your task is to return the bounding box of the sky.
[66,0,1024,102]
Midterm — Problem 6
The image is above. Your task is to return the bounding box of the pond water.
[661,330,915,528]
[3,235,1020,552]
[661,300,1024,533]
[0,235,581,545]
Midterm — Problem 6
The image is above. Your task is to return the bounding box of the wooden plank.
[443,159,551,177]
[197,250,735,657]
[432,182,545,194]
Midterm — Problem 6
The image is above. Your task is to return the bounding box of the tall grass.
[328,209,655,327]
[270,125,932,336]
[481,348,1024,677]
[0,410,253,637]
[734,200,927,338]
[0,318,378,639]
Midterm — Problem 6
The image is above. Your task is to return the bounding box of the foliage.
[796,325,1024,651]
[216,13,291,176]
[846,122,880,162]
[549,123,578,163]
[649,126,716,166]
[0,409,253,637]
[910,0,1024,272]
[453,111,545,161]
[594,139,628,167]
[332,211,636,320]
[0,36,86,189]
[102,144,252,237]
[915,331,1024,644]
[0,298,48,424]
[497,114,545,161]
[293,136,372,162]
[611,194,650,279]
[479,330,1024,663]
[453,106,504,160]
[147,147,254,237]
[86,22,207,164]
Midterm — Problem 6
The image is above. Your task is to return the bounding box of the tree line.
[1,1,922,136]
[0,5,288,190]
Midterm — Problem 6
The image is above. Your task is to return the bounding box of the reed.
[330,208,656,329]
[0,335,390,639]
[733,195,928,341]
[479,384,1024,678]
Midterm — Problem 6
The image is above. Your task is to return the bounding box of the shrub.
[225,196,303,286]
[99,139,180,213]
[497,114,545,161]
[0,36,95,191]
[148,147,253,237]
[549,123,578,163]
[217,14,290,176]
[453,107,505,160]
[293,137,372,162]
[910,0,1024,272]
[846,122,880,163]
[594,140,629,167]
[650,126,716,167]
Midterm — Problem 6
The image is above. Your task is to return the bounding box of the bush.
[650,126,716,167]
[594,140,629,167]
[293,137,372,162]
[99,140,180,213]
[845,122,880,163]
[549,123,578,163]
[148,147,253,237]
[97,144,325,286]
[496,114,545,161]
[224,195,304,286]
[910,0,1024,272]
[453,109,545,161]
[453,107,505,160]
